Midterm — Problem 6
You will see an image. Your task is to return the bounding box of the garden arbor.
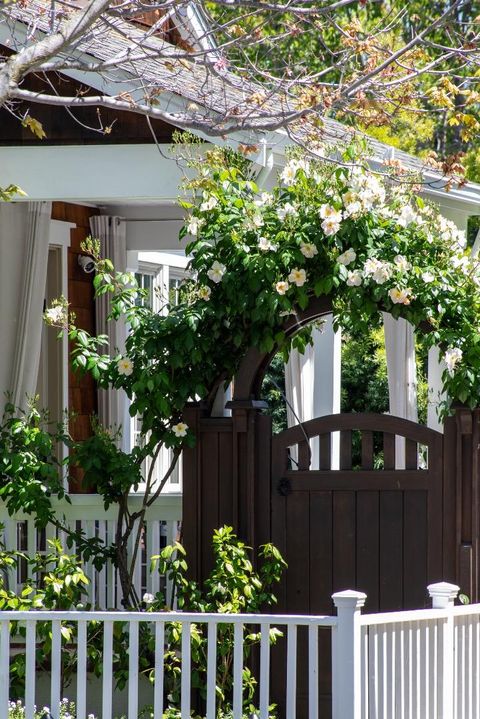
[183,295,480,614]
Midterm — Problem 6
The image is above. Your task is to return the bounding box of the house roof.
[2,0,480,210]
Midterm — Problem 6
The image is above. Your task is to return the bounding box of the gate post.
[182,398,271,585]
[331,590,367,719]
[449,407,480,602]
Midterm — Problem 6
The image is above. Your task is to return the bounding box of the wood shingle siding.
[52,201,98,492]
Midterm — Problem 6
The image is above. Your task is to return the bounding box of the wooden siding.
[52,202,97,492]
[0,72,175,146]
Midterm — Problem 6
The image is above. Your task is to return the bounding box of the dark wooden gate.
[271,413,445,616]
[182,297,480,714]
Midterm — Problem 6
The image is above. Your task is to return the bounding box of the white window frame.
[130,252,189,494]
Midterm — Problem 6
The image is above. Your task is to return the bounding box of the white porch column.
[285,316,341,469]
[383,314,418,468]
[427,208,469,430]
[427,347,446,432]
[0,202,51,412]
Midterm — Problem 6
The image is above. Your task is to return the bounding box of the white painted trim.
[0,145,189,203]
[49,220,74,487]
[138,251,188,268]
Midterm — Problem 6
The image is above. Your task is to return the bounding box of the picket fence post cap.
[427,581,460,608]
[332,589,367,610]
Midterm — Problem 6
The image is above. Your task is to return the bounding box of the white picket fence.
[1,582,478,719]
[0,493,182,608]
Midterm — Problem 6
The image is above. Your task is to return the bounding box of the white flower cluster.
[438,216,467,249]
[280,158,311,186]
[187,215,204,236]
[275,268,307,295]
[343,169,386,218]
[199,193,218,213]
[258,237,278,252]
[44,297,69,328]
[363,258,394,285]
[277,202,297,221]
[444,347,463,376]
[319,204,343,236]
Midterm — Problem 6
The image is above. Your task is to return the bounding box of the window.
[129,253,189,493]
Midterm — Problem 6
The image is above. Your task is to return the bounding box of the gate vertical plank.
[201,428,219,582]
[356,491,380,612]
[379,492,403,610]
[333,491,356,592]
[287,492,311,612]
[310,492,333,715]
[405,439,418,470]
[403,491,428,608]
[383,433,395,470]
[340,432,352,470]
[319,434,331,470]
[361,432,374,470]
[443,416,457,581]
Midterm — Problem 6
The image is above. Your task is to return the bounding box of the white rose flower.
[397,205,418,227]
[337,248,356,266]
[198,285,212,301]
[363,258,393,285]
[254,192,274,207]
[277,203,297,221]
[258,237,277,252]
[207,261,226,283]
[394,255,412,272]
[389,287,413,305]
[321,218,341,236]
[44,305,67,325]
[344,200,363,218]
[187,216,204,236]
[422,271,435,283]
[172,422,188,438]
[275,281,289,295]
[319,205,342,222]
[143,593,155,605]
[200,195,218,212]
[280,162,297,186]
[346,270,362,287]
[444,347,463,376]
[300,242,318,259]
[288,268,307,287]
[117,357,134,376]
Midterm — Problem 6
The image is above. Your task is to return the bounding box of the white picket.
[25,620,35,719]
[153,621,165,719]
[50,620,62,719]
[206,621,217,719]
[76,619,87,719]
[181,620,191,719]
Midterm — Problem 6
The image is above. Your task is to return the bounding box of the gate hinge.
[277,477,292,496]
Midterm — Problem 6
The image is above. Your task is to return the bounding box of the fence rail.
[0,494,182,608]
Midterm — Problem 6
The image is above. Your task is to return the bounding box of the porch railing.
[1,583,477,719]
[0,493,182,608]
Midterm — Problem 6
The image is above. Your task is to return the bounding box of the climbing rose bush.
[60,144,480,454]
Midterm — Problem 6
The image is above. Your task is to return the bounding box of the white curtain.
[0,202,51,412]
[89,216,127,438]
[383,313,418,467]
